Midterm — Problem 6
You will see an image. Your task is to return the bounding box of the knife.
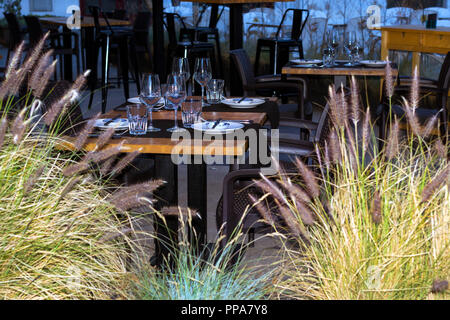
[237,96,247,104]
[103,115,120,126]
[211,118,222,129]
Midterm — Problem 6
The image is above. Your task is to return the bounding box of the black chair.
[216,101,331,250]
[231,48,309,119]
[378,52,450,142]
[163,12,218,77]
[87,6,140,113]
[3,12,28,64]
[179,4,225,77]
[24,15,81,80]
[254,9,309,75]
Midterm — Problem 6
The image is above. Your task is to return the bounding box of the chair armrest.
[251,81,301,90]
[279,117,318,130]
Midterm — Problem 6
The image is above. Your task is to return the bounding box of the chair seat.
[257,38,301,46]
[270,138,314,156]
[391,104,441,123]
[177,41,214,48]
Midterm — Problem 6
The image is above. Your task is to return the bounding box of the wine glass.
[328,29,340,58]
[344,31,357,66]
[165,73,187,132]
[139,73,161,132]
[194,57,212,107]
[172,57,191,94]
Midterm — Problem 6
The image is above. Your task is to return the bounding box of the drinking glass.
[165,73,187,132]
[127,104,148,135]
[206,79,224,104]
[139,73,161,132]
[351,44,362,65]
[181,98,202,128]
[172,57,191,93]
[194,57,212,107]
[344,31,357,66]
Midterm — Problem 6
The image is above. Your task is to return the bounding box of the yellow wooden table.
[380,25,450,75]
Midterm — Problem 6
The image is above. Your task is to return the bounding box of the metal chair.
[3,12,27,65]
[24,15,81,80]
[179,4,225,77]
[254,9,309,75]
[87,6,140,113]
[163,12,219,77]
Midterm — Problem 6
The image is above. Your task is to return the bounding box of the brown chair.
[216,102,331,250]
[230,48,309,119]
[378,52,450,142]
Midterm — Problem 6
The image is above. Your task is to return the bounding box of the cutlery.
[103,115,120,126]
[237,96,247,104]
[211,119,222,129]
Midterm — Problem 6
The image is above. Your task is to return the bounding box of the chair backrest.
[163,12,189,46]
[314,102,331,146]
[113,9,127,20]
[437,51,450,91]
[133,11,151,30]
[89,5,102,35]
[230,49,256,93]
[276,9,309,40]
[24,16,44,47]
[4,12,23,49]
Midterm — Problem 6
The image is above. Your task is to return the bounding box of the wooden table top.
[181,0,293,4]
[40,16,131,28]
[282,64,399,77]
[379,24,450,34]
[60,110,267,156]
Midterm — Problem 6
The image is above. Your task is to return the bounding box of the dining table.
[180,0,294,95]
[282,61,399,98]
[380,24,450,77]
[60,98,278,261]
[40,16,131,83]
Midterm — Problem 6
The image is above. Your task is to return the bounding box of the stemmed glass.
[344,31,357,66]
[328,29,340,58]
[172,57,191,94]
[165,73,187,132]
[139,73,161,132]
[194,57,212,107]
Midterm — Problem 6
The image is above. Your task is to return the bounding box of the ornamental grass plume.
[0,37,168,299]
[253,80,449,300]
[384,59,394,99]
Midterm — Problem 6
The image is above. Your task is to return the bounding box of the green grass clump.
[254,72,449,300]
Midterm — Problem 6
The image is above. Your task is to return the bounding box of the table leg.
[187,162,207,248]
[119,36,130,101]
[84,27,96,96]
[153,155,178,265]
[152,0,166,81]
[229,4,244,96]
[412,51,421,75]
[381,30,388,61]
[62,26,73,81]
[334,75,347,88]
